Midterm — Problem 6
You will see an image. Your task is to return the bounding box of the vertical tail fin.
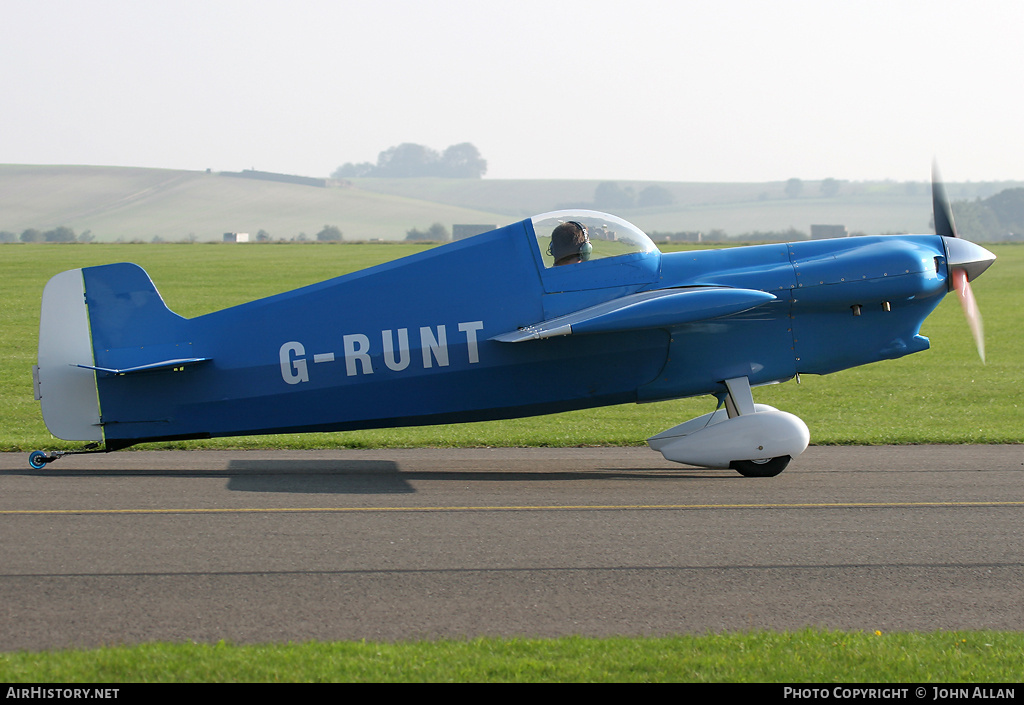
[35,263,191,442]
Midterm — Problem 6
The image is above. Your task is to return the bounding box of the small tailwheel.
[730,456,791,477]
[28,451,51,470]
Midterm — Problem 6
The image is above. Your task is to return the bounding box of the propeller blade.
[951,268,985,363]
[934,162,992,362]
[932,161,959,239]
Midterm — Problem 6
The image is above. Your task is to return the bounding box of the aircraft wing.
[491,287,776,342]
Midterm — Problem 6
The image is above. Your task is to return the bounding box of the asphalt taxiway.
[0,446,1021,650]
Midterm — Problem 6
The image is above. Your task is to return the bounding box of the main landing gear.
[647,376,810,476]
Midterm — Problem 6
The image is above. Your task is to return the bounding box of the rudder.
[35,269,102,441]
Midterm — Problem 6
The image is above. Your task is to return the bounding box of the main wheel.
[28,451,49,470]
[730,456,790,477]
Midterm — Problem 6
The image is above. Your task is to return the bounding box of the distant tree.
[405,223,449,241]
[256,229,272,242]
[332,162,376,178]
[20,228,42,243]
[784,178,803,198]
[594,181,635,209]
[636,185,674,208]
[333,142,487,178]
[375,143,441,177]
[316,225,343,242]
[819,178,841,197]
[77,230,94,243]
[44,226,76,242]
[0,231,16,243]
[426,222,449,240]
[440,143,487,178]
[983,188,1024,231]
[948,187,1024,240]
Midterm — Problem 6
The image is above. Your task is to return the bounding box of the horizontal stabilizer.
[492,287,776,342]
[75,357,211,376]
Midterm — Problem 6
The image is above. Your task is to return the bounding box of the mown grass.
[2,631,1022,682]
[1,241,1021,452]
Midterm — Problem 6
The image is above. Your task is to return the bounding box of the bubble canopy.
[531,210,658,268]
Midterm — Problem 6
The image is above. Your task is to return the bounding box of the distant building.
[452,224,496,240]
[810,224,848,239]
[224,232,250,243]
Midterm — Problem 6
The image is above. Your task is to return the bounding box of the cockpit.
[531,210,658,268]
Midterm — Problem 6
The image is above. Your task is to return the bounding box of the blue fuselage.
[83,219,949,446]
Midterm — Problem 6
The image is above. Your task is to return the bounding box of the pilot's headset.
[548,220,593,262]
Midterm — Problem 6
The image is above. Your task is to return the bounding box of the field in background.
[4,164,1021,243]
[0,166,506,243]
[2,241,1020,453]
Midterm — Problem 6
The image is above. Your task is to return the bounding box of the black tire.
[730,456,790,477]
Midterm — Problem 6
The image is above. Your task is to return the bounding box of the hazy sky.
[3,0,1022,183]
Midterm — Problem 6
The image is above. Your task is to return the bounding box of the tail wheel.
[28,451,49,470]
[730,456,791,477]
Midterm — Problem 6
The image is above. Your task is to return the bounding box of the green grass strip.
[1,631,1022,682]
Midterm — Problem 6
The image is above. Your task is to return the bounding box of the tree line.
[947,188,1024,241]
[1,225,348,244]
[1,227,93,243]
[333,142,487,179]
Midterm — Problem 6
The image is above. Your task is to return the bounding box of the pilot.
[549,221,593,266]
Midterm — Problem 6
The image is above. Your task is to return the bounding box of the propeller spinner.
[932,163,996,362]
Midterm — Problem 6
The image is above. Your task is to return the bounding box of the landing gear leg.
[723,376,757,418]
[724,377,791,477]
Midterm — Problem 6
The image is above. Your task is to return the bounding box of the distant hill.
[0,165,506,243]
[1,165,1019,242]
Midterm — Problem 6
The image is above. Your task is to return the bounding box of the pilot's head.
[550,221,593,266]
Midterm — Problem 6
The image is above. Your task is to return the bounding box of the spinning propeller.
[932,163,995,363]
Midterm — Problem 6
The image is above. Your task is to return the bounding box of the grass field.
[2,631,1022,682]
[1,240,1021,453]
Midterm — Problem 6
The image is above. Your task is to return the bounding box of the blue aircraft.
[29,172,994,475]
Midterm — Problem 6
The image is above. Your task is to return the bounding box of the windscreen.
[531,210,657,268]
